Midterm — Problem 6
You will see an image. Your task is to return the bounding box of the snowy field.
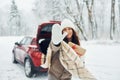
[0,36,120,80]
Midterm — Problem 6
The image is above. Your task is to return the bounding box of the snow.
[0,36,120,80]
[82,40,120,80]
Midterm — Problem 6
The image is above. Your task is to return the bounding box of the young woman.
[41,19,96,80]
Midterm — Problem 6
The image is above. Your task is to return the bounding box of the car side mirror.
[15,42,21,46]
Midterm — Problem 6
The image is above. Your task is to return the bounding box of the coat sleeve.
[41,42,61,68]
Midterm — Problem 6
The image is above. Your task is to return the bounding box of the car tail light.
[31,51,45,66]
[32,52,45,61]
[40,54,45,65]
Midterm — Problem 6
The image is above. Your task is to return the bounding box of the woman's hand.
[68,42,86,56]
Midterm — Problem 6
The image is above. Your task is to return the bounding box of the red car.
[12,21,60,77]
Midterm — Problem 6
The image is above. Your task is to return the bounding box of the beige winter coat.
[42,41,97,80]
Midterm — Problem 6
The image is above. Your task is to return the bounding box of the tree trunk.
[85,0,97,39]
[74,0,88,40]
[110,0,115,40]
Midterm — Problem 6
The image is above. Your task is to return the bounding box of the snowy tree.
[84,0,97,39]
[0,13,4,36]
[33,0,46,20]
[110,0,116,40]
[32,0,120,40]
[50,0,62,20]
[9,0,21,36]
[33,0,63,21]
[58,0,88,40]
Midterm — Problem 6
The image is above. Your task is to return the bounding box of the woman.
[42,19,96,80]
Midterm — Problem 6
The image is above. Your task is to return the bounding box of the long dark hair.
[63,29,80,45]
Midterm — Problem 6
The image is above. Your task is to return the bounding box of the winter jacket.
[60,41,97,80]
[49,49,72,80]
[43,41,97,80]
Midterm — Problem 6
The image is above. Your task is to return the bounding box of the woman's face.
[62,27,73,39]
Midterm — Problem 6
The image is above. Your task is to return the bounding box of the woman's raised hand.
[52,24,68,45]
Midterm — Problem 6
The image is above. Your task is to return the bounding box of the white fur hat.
[61,19,76,31]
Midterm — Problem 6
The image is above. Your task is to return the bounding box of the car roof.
[24,35,35,38]
[38,21,61,26]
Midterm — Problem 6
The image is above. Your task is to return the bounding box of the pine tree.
[9,0,21,36]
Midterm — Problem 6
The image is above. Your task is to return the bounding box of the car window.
[40,24,53,34]
[31,38,37,45]
[20,37,27,45]
[25,38,32,45]
[19,37,32,45]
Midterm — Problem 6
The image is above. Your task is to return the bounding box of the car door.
[19,37,32,63]
[15,37,27,61]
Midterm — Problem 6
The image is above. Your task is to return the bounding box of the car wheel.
[24,58,34,77]
[12,53,18,63]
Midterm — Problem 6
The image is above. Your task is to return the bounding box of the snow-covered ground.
[82,40,120,80]
[0,36,120,80]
